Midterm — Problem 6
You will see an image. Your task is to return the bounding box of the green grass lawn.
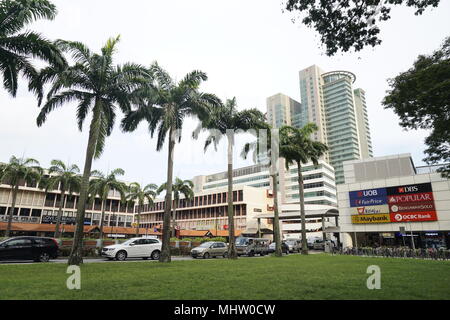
[0,254,449,300]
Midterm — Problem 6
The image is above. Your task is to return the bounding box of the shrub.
[58,246,99,257]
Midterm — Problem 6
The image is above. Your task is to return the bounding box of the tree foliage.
[280,123,328,254]
[0,155,43,236]
[0,0,65,99]
[37,36,149,158]
[284,0,440,56]
[121,62,220,262]
[157,178,194,203]
[383,36,450,177]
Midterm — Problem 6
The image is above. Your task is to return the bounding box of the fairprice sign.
[349,183,438,224]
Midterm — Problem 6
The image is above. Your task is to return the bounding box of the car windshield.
[121,239,137,246]
[199,242,213,248]
[235,238,248,246]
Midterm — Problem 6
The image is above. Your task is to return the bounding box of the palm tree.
[193,97,267,259]
[157,178,194,237]
[121,62,221,262]
[41,160,81,238]
[36,36,150,265]
[88,168,128,248]
[0,0,65,100]
[0,156,43,237]
[280,123,328,255]
[126,182,157,237]
[241,125,284,257]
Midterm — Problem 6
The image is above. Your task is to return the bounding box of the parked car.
[268,241,290,254]
[285,239,302,253]
[191,241,228,259]
[235,237,269,257]
[101,236,161,261]
[313,239,325,250]
[0,236,58,262]
[307,239,314,250]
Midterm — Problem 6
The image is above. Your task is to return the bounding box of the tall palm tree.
[121,62,221,262]
[41,160,81,238]
[280,123,328,255]
[36,36,150,265]
[88,168,128,248]
[0,0,65,100]
[157,177,194,237]
[193,97,267,259]
[0,156,43,237]
[126,182,157,237]
[241,125,284,257]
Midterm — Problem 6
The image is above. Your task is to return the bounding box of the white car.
[101,237,161,261]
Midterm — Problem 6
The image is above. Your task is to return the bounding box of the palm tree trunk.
[68,106,102,266]
[171,199,178,238]
[99,198,106,248]
[271,173,282,257]
[54,188,66,238]
[5,185,19,237]
[227,133,237,259]
[297,162,308,255]
[135,205,141,237]
[160,127,175,263]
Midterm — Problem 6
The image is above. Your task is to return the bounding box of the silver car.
[285,239,302,253]
[191,241,228,259]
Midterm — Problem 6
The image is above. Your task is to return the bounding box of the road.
[0,251,323,265]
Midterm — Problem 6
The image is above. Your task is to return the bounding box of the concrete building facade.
[0,171,137,237]
[266,93,302,129]
[193,160,337,207]
[137,185,274,235]
[337,154,450,249]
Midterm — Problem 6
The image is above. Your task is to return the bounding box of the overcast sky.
[1,0,449,186]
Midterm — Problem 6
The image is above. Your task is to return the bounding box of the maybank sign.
[351,214,391,224]
[348,183,438,224]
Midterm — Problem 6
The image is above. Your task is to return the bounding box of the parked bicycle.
[334,246,450,260]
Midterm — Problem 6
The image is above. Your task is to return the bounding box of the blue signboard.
[349,188,387,207]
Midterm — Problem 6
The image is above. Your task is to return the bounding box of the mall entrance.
[351,231,449,249]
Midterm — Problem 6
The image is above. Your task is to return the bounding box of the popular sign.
[349,183,438,224]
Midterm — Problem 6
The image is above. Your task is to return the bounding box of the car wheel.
[203,252,210,259]
[37,252,50,263]
[115,250,127,261]
[248,251,254,257]
[223,252,228,258]
[151,250,160,260]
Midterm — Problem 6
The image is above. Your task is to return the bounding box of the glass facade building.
[299,66,373,184]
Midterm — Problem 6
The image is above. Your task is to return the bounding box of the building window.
[31,209,41,217]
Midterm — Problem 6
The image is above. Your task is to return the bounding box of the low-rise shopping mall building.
[337,154,450,249]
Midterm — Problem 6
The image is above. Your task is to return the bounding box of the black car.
[0,236,59,262]
[268,241,290,254]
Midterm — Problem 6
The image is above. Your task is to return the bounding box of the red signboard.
[390,211,438,223]
[387,192,434,204]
